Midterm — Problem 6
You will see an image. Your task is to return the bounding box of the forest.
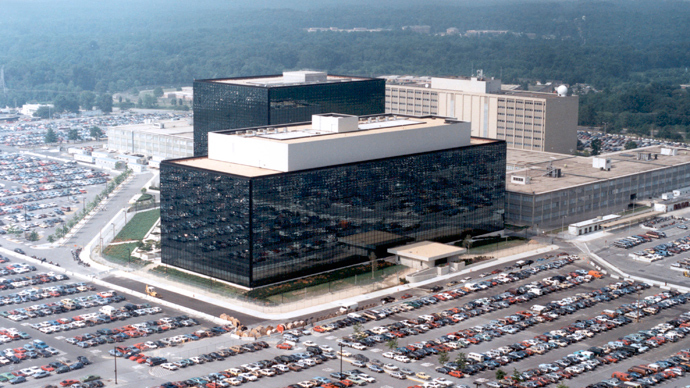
[1,0,689,138]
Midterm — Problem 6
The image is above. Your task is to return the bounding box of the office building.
[384,75,579,154]
[192,71,385,156]
[161,113,505,288]
[107,119,194,160]
[506,146,690,228]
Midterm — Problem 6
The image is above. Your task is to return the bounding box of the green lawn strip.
[148,266,243,297]
[113,209,160,242]
[248,262,398,300]
[102,243,147,267]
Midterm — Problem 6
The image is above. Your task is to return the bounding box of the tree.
[438,351,449,366]
[153,87,164,98]
[33,106,51,119]
[386,338,398,350]
[47,235,55,243]
[141,187,147,194]
[68,129,81,141]
[590,138,601,156]
[141,93,158,108]
[455,352,467,369]
[496,369,507,380]
[44,128,58,143]
[556,384,569,388]
[53,95,80,114]
[624,140,638,150]
[96,94,113,113]
[90,126,103,138]
[79,91,96,110]
[27,230,39,242]
[512,368,523,382]
[461,235,472,252]
[352,323,364,339]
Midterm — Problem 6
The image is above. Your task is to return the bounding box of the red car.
[61,380,80,387]
[276,343,292,350]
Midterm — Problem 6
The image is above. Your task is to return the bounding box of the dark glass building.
[193,71,385,156]
[161,114,505,288]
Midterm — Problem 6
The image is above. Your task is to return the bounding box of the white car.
[433,377,455,387]
[319,344,333,352]
[394,355,411,363]
[383,363,399,371]
[351,343,366,350]
[358,374,376,383]
[303,340,317,347]
[382,352,395,359]
[160,363,178,371]
[239,373,258,381]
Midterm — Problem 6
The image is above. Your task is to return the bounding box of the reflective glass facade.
[161,140,505,288]
[193,78,385,156]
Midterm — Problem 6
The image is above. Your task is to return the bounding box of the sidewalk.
[80,236,560,321]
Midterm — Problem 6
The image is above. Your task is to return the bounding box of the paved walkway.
[81,236,560,322]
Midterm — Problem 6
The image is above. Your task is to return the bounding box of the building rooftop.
[383,75,568,99]
[201,71,374,88]
[388,241,466,261]
[214,114,457,144]
[208,114,474,173]
[506,146,690,195]
[171,137,493,178]
[109,119,193,139]
[170,113,497,177]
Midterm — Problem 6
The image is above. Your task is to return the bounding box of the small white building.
[388,241,465,269]
[568,214,620,236]
[95,157,122,170]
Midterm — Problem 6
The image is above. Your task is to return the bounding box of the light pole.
[114,346,118,384]
[339,343,344,377]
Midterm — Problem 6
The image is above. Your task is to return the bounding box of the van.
[99,306,117,316]
[612,372,633,381]
[339,302,358,313]
[467,352,486,362]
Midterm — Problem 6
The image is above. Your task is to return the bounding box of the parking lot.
[0,244,682,388]
[591,214,690,285]
[66,251,677,388]
[0,152,115,244]
[0,249,237,388]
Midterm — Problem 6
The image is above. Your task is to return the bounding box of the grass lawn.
[102,243,147,267]
[113,209,160,242]
[149,266,242,296]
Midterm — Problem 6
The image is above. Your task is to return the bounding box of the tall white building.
[384,75,579,154]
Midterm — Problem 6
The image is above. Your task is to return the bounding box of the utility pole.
[114,346,118,384]
[339,343,344,377]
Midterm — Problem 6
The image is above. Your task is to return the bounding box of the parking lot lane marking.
[370,348,382,353]
[54,336,65,340]
[132,365,144,369]
[90,349,101,354]
[325,335,337,340]
[421,362,434,367]
[407,377,426,384]
[323,367,333,372]
[381,386,394,388]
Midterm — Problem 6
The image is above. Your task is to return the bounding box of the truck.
[145,285,161,298]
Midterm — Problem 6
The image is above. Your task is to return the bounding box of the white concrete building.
[107,119,193,160]
[383,75,579,154]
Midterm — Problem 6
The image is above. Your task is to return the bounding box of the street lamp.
[114,346,118,385]
[339,343,344,377]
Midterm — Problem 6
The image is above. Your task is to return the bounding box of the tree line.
[0,0,688,127]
